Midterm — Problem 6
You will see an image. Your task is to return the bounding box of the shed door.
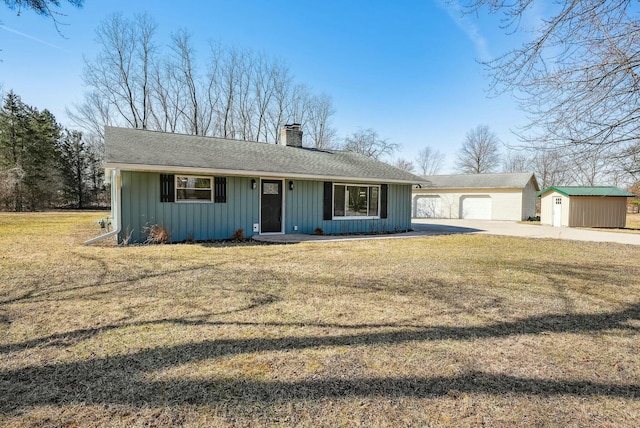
[260,180,283,233]
[552,196,562,227]
[414,196,441,218]
[461,196,492,220]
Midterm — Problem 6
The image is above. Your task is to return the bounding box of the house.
[412,172,539,221]
[538,186,634,228]
[87,125,420,244]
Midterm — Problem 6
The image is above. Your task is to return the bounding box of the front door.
[261,180,283,233]
[552,196,562,227]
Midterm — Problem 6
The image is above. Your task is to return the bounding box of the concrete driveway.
[412,219,640,246]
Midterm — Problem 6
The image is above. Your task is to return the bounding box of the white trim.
[259,178,285,235]
[174,174,214,203]
[332,183,381,220]
[84,169,122,245]
[104,162,417,185]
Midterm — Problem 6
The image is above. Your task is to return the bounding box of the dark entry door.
[261,180,283,233]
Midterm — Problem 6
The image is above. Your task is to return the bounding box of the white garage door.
[414,196,441,218]
[461,196,492,220]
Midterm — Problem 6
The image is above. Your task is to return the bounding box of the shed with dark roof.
[412,172,539,221]
[538,186,634,228]
[94,126,420,244]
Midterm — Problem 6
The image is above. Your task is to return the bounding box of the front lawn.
[1,212,639,426]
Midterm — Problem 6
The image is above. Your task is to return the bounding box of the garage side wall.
[522,178,538,220]
[568,196,628,228]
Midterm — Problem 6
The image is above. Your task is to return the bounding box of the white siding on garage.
[413,195,441,218]
[412,173,540,221]
[460,196,492,219]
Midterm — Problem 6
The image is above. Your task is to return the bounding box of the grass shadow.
[1,303,639,413]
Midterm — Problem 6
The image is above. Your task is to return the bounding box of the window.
[176,176,212,202]
[333,184,380,218]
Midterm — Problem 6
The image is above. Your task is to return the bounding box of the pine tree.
[0,91,61,211]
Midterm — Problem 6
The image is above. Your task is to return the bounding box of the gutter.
[103,162,420,185]
[84,169,121,245]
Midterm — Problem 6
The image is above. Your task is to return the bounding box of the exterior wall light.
[251,179,257,189]
[289,180,294,190]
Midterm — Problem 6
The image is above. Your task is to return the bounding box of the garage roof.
[417,172,538,190]
[538,186,635,197]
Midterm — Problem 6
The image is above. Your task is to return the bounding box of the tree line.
[70,13,338,149]
[0,91,106,211]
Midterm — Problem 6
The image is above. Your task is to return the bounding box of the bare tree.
[530,149,570,189]
[392,158,415,172]
[502,150,532,173]
[73,14,337,148]
[342,128,399,160]
[456,1,640,176]
[415,146,445,175]
[81,13,157,130]
[455,125,501,174]
[67,91,114,139]
[305,93,337,149]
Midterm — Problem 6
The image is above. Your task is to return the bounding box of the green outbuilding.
[538,186,634,228]
[88,125,420,244]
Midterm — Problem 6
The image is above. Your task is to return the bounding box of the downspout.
[84,169,122,245]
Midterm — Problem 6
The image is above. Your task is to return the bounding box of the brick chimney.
[279,123,303,148]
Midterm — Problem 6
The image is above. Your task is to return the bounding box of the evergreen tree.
[0,91,61,211]
[58,129,87,208]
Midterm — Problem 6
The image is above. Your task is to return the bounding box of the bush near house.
[1,212,639,426]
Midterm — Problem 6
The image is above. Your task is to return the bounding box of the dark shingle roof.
[417,172,538,190]
[104,127,420,184]
[538,186,635,197]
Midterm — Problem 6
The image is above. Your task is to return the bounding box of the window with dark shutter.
[160,174,175,202]
[323,182,333,220]
[380,184,388,219]
[214,177,227,203]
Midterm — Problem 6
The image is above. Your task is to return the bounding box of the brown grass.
[628,212,640,229]
[1,211,640,426]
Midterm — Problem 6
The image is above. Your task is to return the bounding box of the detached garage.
[413,172,539,221]
[538,186,634,228]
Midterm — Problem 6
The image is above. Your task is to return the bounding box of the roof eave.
[104,162,419,185]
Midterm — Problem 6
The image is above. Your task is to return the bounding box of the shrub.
[314,227,324,235]
[231,228,244,240]
[144,224,170,244]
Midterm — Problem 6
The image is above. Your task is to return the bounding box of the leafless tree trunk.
[455,125,501,174]
[72,13,337,148]
[416,146,445,175]
[502,150,532,173]
[305,93,337,149]
[82,13,156,130]
[530,149,570,189]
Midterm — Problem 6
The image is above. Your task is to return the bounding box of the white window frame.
[175,175,213,203]
[332,183,381,220]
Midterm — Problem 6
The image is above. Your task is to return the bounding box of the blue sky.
[0,0,530,172]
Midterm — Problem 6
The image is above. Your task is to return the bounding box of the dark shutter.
[380,184,388,219]
[323,182,333,220]
[214,177,227,203]
[160,174,175,202]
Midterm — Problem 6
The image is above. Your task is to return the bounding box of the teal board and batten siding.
[118,171,259,243]
[118,172,413,243]
[286,180,412,234]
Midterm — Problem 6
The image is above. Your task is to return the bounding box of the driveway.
[413,219,640,246]
[254,219,640,245]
